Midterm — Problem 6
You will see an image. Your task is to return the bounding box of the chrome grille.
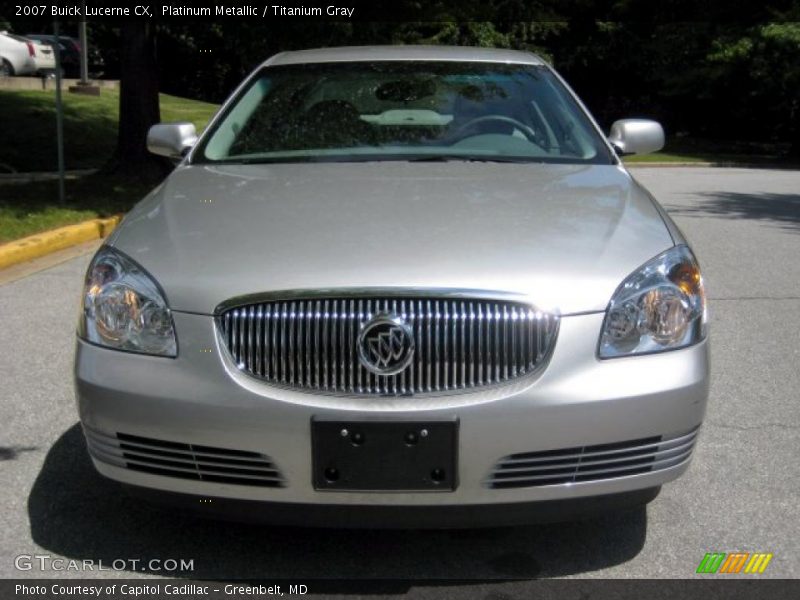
[217,296,559,396]
[486,427,699,489]
[84,427,285,488]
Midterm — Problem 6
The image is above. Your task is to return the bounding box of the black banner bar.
[7,0,798,23]
[4,579,800,599]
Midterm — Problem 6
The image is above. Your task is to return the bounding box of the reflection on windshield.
[197,62,612,165]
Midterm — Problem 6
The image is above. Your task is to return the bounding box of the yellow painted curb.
[0,216,121,270]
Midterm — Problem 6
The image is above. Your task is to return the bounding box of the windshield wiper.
[208,156,313,165]
[201,154,541,166]
[406,155,537,164]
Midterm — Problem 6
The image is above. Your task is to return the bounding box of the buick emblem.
[357,313,415,375]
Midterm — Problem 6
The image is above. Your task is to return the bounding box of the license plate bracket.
[312,419,458,492]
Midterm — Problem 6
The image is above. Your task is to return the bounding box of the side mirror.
[147,122,198,159]
[608,119,664,155]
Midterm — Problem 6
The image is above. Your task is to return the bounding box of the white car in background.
[0,31,55,76]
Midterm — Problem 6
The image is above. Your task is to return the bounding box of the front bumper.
[74,310,709,519]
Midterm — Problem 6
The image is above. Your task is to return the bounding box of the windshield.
[195,61,613,165]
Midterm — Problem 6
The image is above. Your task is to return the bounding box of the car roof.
[26,34,74,40]
[264,45,546,67]
[2,32,31,43]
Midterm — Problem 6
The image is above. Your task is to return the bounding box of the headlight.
[78,246,177,357]
[599,245,706,358]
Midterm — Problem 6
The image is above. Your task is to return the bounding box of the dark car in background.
[25,34,104,78]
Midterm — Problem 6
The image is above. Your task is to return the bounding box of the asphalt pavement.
[0,167,798,591]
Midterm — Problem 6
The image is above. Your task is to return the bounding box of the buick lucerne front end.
[74,46,709,527]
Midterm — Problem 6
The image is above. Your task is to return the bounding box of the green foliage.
[5,2,800,156]
[0,89,218,241]
[0,173,154,243]
[702,22,800,147]
[0,89,217,172]
[78,2,800,151]
[0,89,118,173]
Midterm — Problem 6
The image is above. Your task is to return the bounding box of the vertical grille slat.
[321,299,329,390]
[304,301,312,387]
[366,299,374,393]
[425,299,432,392]
[255,305,263,377]
[417,299,424,393]
[536,311,544,363]
[288,302,296,385]
[468,302,475,387]
[231,310,239,365]
[511,308,518,376]
[246,306,254,374]
[459,301,466,389]
[268,304,276,379]
[347,299,355,393]
[435,300,441,392]
[277,302,286,383]
[239,310,247,371]
[219,295,558,396]
[316,300,322,389]
[331,299,338,391]
[402,299,409,395]
[440,301,447,389]
[225,311,234,363]
[389,299,397,396]
[494,303,502,383]
[339,300,347,392]
[476,303,484,385]
[356,299,366,394]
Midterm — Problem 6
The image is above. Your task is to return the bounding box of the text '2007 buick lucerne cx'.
[74,46,708,527]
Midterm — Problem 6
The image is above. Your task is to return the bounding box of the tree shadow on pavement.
[0,446,37,460]
[28,424,648,584]
[666,192,800,232]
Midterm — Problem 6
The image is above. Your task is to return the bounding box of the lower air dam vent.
[487,427,698,489]
[83,427,285,488]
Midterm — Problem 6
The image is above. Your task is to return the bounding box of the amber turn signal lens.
[669,262,703,297]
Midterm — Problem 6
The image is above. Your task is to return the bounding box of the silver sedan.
[74,46,708,527]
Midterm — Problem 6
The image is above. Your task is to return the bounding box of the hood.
[109,162,674,315]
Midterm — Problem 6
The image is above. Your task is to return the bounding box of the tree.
[704,22,800,155]
[113,21,163,175]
